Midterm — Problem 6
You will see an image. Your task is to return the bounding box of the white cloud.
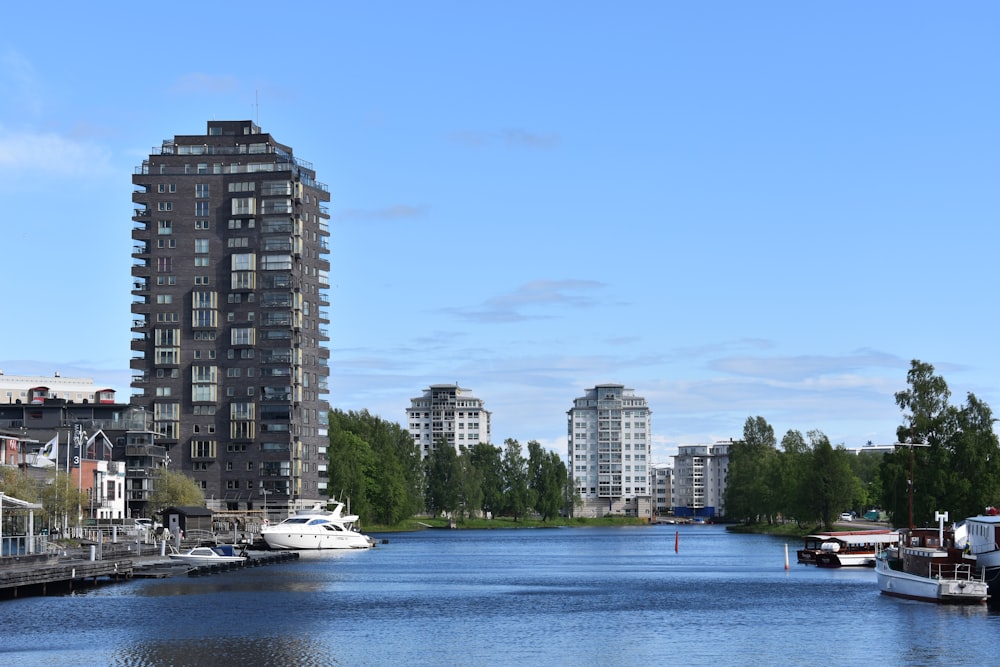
[0,127,112,178]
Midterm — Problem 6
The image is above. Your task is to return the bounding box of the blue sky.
[2,3,999,464]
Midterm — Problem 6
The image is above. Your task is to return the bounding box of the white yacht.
[261,502,375,550]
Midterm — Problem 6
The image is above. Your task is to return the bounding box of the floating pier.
[184,551,299,577]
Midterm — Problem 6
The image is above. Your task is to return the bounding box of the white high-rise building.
[567,383,652,519]
[671,442,731,519]
[405,384,491,458]
[651,463,673,515]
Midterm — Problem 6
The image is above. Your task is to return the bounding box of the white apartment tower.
[406,384,491,458]
[567,383,652,519]
[671,442,731,519]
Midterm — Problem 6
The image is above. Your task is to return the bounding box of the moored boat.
[960,509,1000,573]
[875,511,988,605]
[797,530,899,567]
[260,502,375,550]
[168,545,247,566]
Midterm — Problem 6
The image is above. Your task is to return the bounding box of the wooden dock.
[0,554,133,599]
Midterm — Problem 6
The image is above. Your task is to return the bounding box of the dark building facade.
[131,120,331,518]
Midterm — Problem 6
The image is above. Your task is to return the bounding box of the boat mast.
[895,438,930,530]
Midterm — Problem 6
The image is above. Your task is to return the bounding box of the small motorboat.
[168,545,247,566]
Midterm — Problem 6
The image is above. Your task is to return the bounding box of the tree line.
[327,409,571,525]
[724,360,1000,530]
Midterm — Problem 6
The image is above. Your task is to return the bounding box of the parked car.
[838,512,853,522]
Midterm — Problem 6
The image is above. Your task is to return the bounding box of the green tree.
[148,468,205,514]
[501,438,530,521]
[37,471,88,533]
[328,409,424,525]
[456,450,484,520]
[883,360,958,527]
[847,449,885,512]
[805,431,859,530]
[724,416,777,523]
[0,466,39,503]
[941,392,1000,520]
[775,429,812,524]
[328,428,375,519]
[527,441,567,521]
[425,442,461,516]
[468,442,504,518]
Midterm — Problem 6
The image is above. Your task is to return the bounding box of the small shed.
[161,506,213,537]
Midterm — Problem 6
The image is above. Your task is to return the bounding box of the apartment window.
[228,182,256,193]
[156,295,172,304]
[195,184,210,198]
[261,254,292,271]
[195,239,209,253]
[231,327,256,345]
[230,421,255,440]
[197,163,208,174]
[157,220,172,235]
[191,439,217,459]
[195,220,210,229]
[196,201,210,216]
[157,202,173,212]
[195,257,210,267]
[228,237,249,248]
[156,257,172,272]
[194,276,210,285]
[232,253,256,271]
[232,197,256,216]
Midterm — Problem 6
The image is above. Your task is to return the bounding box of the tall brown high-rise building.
[130,120,331,518]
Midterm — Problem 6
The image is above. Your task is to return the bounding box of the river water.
[2,524,998,666]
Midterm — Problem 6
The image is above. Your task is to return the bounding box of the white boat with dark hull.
[168,545,247,566]
[875,511,988,605]
[797,530,899,567]
[261,502,375,550]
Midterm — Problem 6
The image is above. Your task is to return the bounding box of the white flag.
[30,435,58,468]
